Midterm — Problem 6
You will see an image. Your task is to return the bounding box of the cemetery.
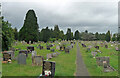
[1,4,119,77]
[1,40,119,77]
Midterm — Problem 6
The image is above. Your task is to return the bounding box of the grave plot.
[96,57,116,72]
[79,41,118,76]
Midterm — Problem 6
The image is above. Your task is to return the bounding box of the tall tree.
[74,30,80,40]
[105,30,111,42]
[19,9,39,43]
[53,25,60,40]
[13,27,18,40]
[66,28,72,40]
[95,32,99,40]
[2,17,14,51]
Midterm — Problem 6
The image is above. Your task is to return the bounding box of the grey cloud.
[2,2,118,34]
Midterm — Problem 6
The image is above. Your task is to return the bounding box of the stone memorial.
[95,46,99,49]
[60,46,65,51]
[42,61,55,77]
[33,56,44,66]
[82,44,86,47]
[65,48,69,53]
[18,53,26,65]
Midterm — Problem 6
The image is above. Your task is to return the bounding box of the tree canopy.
[19,9,39,43]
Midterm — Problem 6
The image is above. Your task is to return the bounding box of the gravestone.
[18,53,26,65]
[3,53,11,61]
[96,57,109,66]
[42,61,55,77]
[105,45,108,48]
[60,46,65,51]
[33,56,44,66]
[27,46,34,52]
[19,50,28,57]
[95,46,99,49]
[82,44,86,47]
[65,48,69,53]
[47,54,52,59]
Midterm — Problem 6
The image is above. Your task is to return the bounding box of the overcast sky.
[1,0,119,34]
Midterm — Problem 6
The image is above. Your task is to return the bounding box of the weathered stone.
[18,53,26,65]
[33,56,44,66]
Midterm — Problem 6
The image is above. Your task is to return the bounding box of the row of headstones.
[96,57,116,72]
[47,52,60,60]
[81,42,116,72]
[2,46,35,63]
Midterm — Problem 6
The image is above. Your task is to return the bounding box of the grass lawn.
[2,41,77,76]
[79,41,118,76]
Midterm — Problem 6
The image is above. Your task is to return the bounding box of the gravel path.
[75,43,89,76]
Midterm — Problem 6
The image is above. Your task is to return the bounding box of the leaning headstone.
[47,54,52,59]
[18,53,26,65]
[42,61,55,77]
[33,56,44,66]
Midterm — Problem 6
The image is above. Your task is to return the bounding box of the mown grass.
[79,41,118,76]
[2,41,77,76]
